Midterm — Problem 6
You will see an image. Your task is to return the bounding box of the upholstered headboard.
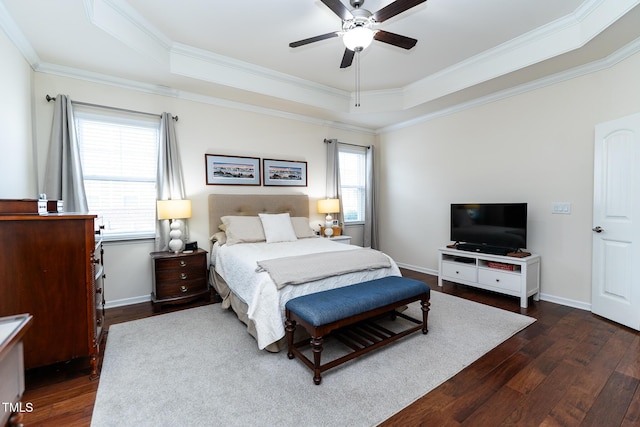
[208,193,310,238]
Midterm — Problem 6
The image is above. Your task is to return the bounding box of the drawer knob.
[180,273,188,280]
[455,271,459,274]
[179,260,187,267]
[495,279,500,282]
[180,285,188,293]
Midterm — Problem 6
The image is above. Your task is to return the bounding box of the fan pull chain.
[355,48,361,107]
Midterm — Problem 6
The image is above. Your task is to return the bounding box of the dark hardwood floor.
[19,269,640,426]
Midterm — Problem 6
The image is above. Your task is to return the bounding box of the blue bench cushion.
[285,276,430,327]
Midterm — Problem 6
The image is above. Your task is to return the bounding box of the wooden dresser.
[0,200,105,379]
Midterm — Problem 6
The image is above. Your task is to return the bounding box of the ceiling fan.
[289,0,426,69]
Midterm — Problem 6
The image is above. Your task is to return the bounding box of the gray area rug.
[91,291,535,427]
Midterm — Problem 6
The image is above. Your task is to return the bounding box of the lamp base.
[168,220,183,253]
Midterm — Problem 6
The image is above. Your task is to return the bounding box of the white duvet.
[212,238,401,349]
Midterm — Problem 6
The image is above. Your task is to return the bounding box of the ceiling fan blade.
[374,30,417,49]
[372,0,427,23]
[321,0,354,21]
[340,48,355,68]
[289,32,340,48]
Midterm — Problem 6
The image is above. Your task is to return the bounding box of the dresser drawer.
[478,268,520,293]
[441,261,476,282]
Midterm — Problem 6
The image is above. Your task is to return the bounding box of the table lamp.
[317,198,340,237]
[157,199,192,253]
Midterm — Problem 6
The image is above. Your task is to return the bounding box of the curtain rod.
[45,94,178,121]
[323,138,370,149]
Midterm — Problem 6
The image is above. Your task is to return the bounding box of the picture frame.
[263,159,308,187]
[205,154,261,185]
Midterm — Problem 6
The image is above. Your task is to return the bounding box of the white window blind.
[75,108,159,239]
[339,146,366,223]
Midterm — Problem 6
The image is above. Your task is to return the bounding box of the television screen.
[451,203,527,251]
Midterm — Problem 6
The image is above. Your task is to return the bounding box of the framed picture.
[263,159,308,187]
[205,154,261,185]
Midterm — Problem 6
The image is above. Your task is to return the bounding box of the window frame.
[338,145,367,225]
[74,108,160,241]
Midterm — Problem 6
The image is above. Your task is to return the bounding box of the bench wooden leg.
[285,319,296,359]
[421,299,430,334]
[311,336,323,385]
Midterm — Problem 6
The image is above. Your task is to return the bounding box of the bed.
[207,193,402,351]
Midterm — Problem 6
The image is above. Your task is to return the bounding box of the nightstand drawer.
[155,265,204,283]
[157,278,207,299]
[155,254,205,272]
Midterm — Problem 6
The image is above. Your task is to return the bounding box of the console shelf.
[438,247,541,308]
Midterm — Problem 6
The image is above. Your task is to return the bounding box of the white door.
[592,112,640,330]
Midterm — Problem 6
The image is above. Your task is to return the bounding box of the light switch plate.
[552,202,571,214]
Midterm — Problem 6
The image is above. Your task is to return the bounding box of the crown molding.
[169,43,351,112]
[403,0,640,109]
[379,35,640,134]
[2,0,638,134]
[0,0,39,65]
[19,0,640,115]
[34,61,375,134]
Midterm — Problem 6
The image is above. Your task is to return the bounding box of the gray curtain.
[325,139,344,224]
[364,145,378,249]
[43,94,88,213]
[155,112,188,251]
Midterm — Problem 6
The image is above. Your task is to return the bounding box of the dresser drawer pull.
[179,260,187,267]
[180,285,188,293]
[180,273,188,280]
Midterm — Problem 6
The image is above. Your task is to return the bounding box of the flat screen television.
[450,203,527,255]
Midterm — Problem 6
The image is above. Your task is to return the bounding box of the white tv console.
[438,246,541,308]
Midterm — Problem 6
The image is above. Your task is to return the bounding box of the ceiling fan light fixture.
[342,26,374,51]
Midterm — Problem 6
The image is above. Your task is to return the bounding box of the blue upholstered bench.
[285,276,430,384]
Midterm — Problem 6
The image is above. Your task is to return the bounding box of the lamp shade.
[342,26,374,51]
[157,199,192,220]
[317,198,340,214]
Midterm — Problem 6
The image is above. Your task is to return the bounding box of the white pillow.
[259,213,298,243]
[220,216,266,246]
[290,217,317,239]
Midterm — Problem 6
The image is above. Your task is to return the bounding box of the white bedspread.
[212,238,401,349]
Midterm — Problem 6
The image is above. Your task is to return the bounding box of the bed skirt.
[209,268,290,352]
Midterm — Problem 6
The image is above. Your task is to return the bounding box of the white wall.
[378,50,640,309]
[0,29,36,197]
[31,73,375,306]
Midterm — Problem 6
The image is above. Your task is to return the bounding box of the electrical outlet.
[552,202,571,214]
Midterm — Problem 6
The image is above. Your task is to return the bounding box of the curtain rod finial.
[46,94,55,102]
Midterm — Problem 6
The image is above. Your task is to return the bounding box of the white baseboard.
[106,268,592,314]
[538,293,591,311]
[396,262,438,277]
[105,294,151,309]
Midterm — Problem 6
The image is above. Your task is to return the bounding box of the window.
[75,108,160,239]
[339,146,367,223]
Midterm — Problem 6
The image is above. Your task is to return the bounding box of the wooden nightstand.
[150,248,209,309]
